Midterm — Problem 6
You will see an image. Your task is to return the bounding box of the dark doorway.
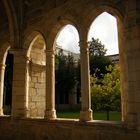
[3,53,13,115]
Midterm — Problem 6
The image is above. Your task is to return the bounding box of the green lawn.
[57,111,121,121]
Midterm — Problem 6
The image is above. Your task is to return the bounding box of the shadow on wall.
[3,53,13,115]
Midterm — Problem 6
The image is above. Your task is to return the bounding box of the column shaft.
[0,64,6,115]
[44,49,56,119]
[80,41,92,121]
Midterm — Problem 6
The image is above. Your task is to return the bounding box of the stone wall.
[0,117,140,140]
[28,47,46,117]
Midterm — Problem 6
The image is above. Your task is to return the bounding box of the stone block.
[12,86,26,95]
[31,96,45,102]
[30,109,38,117]
[37,110,44,117]
[29,102,36,109]
[31,76,38,82]
[13,74,26,81]
[29,87,36,96]
[37,76,45,83]
[36,101,45,108]
[36,88,45,94]
[35,83,45,89]
[29,82,35,88]
[12,102,26,108]
[12,81,26,87]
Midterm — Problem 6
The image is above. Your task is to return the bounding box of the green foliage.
[89,38,120,120]
[88,38,112,78]
[89,38,121,117]
[55,49,78,104]
[90,55,112,78]
[91,65,121,113]
[56,38,120,120]
[88,38,107,56]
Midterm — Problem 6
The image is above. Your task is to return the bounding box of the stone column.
[79,41,93,121]
[122,5,140,130]
[11,49,29,118]
[44,49,56,119]
[124,27,140,130]
[0,64,6,115]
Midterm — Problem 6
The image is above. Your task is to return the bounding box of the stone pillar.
[11,49,29,118]
[0,64,6,115]
[79,41,92,121]
[124,26,140,130]
[122,5,140,130]
[44,49,56,119]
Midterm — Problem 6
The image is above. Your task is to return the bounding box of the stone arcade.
[0,0,140,140]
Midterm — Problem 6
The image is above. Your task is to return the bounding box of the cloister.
[0,0,140,140]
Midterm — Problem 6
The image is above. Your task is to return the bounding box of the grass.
[57,111,121,121]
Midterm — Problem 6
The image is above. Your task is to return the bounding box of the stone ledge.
[0,115,122,128]
[0,116,140,140]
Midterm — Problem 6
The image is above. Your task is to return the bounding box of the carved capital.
[0,64,6,70]
[46,49,55,55]
[46,49,55,60]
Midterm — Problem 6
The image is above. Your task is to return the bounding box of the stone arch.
[0,43,11,65]
[0,42,12,115]
[85,4,124,30]
[42,19,81,119]
[85,6,126,122]
[54,24,80,112]
[87,7,122,47]
[23,31,46,56]
[24,31,46,117]
[46,19,80,50]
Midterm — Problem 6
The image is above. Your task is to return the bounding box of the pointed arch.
[0,42,12,115]
[46,19,80,51]
[86,6,126,122]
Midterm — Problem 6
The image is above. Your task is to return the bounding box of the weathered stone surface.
[0,0,140,139]
[0,117,140,140]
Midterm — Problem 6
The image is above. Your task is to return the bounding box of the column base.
[80,109,93,121]
[44,109,56,120]
[0,108,3,116]
[11,108,29,118]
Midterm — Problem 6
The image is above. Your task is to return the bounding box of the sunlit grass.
[57,111,121,121]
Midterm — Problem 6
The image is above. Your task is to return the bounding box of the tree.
[88,38,112,78]
[55,50,67,104]
[91,65,121,120]
[89,38,107,56]
[75,58,81,104]
[55,50,77,105]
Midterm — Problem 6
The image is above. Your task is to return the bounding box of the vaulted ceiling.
[0,1,10,43]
